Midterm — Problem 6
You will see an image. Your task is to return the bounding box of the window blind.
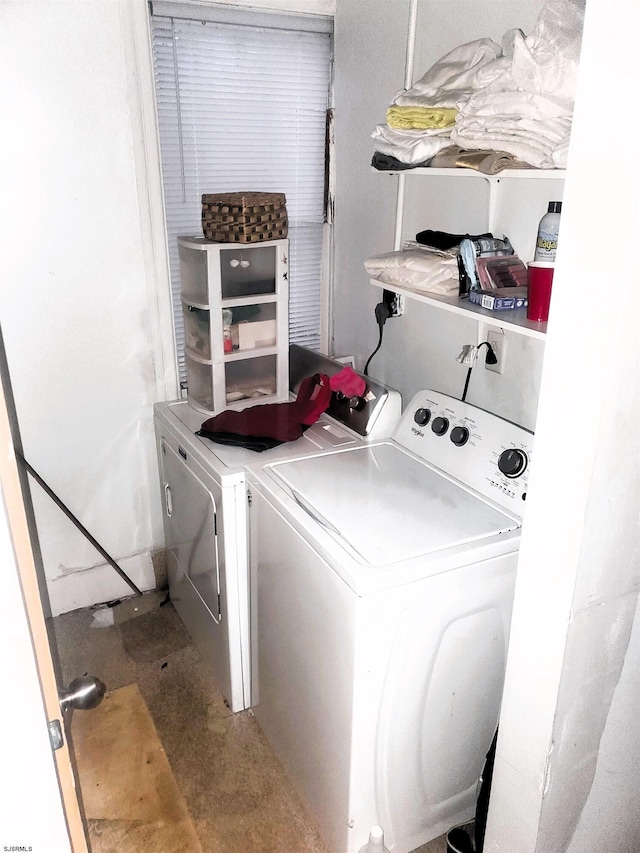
[150,11,333,385]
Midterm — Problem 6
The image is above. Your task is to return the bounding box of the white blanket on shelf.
[372,0,584,169]
[451,1,584,168]
[451,109,572,169]
[364,248,459,295]
[392,38,503,110]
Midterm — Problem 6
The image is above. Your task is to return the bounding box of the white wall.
[484,1,640,848]
[331,0,407,361]
[567,595,640,852]
[0,0,175,615]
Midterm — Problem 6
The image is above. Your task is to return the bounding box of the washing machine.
[246,389,534,852]
[153,345,401,712]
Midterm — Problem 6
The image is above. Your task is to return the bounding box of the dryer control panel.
[395,390,534,518]
[289,344,402,440]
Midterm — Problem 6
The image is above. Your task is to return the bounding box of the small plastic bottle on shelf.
[358,825,390,853]
[534,201,562,262]
[222,308,233,354]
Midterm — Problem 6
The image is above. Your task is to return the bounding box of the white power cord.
[457,344,479,366]
[457,342,497,401]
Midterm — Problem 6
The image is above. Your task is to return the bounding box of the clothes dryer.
[153,346,401,711]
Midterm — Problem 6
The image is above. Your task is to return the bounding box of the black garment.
[371,151,434,171]
[196,430,285,452]
[444,729,498,853]
[416,229,493,251]
[475,730,498,851]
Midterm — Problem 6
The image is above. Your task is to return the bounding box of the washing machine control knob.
[348,395,366,411]
[498,448,528,478]
[450,426,470,447]
[414,408,431,427]
[431,416,449,436]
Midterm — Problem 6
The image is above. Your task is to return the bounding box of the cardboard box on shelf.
[237,319,277,350]
[468,287,528,311]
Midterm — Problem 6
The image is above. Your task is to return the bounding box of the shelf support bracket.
[487,177,499,236]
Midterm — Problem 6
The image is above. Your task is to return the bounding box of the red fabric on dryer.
[198,373,332,446]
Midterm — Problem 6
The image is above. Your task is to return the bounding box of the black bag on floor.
[445,729,498,853]
[475,729,498,851]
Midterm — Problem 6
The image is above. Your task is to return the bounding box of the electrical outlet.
[383,289,404,318]
[485,329,507,374]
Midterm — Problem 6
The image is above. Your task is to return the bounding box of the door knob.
[59,675,106,715]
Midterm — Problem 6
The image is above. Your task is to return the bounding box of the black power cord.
[363,301,392,376]
[461,341,497,401]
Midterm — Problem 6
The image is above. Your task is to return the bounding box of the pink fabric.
[329,366,366,397]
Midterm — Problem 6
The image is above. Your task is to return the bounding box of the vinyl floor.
[51,590,448,853]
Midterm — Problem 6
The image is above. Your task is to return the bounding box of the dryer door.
[160,438,221,621]
[156,429,247,713]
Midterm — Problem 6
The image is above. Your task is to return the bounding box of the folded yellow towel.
[386,105,458,130]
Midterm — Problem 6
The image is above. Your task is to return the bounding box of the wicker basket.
[201,192,288,243]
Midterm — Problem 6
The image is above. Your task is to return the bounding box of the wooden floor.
[73,683,202,852]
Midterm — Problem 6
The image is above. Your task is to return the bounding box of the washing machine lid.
[266,442,518,566]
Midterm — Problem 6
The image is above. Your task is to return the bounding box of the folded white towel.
[371,124,453,165]
[364,248,459,295]
[452,112,571,169]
